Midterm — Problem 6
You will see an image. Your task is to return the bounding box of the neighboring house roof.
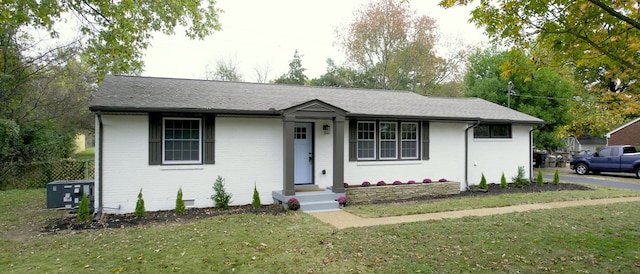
[90,75,545,124]
[605,117,640,138]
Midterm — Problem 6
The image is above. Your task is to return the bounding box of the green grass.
[344,183,640,218]
[2,188,640,272]
[74,147,95,161]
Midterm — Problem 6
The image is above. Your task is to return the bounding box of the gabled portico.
[281,99,347,196]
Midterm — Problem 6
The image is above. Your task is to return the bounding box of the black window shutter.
[204,115,215,164]
[149,113,162,165]
[348,119,357,161]
[422,121,430,160]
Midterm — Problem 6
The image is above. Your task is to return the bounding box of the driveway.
[540,167,640,190]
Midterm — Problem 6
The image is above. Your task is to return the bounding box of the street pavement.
[542,173,640,190]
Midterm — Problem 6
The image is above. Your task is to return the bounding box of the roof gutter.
[95,112,104,220]
[464,120,481,190]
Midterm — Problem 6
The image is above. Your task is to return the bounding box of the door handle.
[309,152,313,162]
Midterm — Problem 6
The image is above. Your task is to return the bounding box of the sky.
[142,0,488,82]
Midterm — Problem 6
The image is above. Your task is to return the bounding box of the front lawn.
[1,188,639,272]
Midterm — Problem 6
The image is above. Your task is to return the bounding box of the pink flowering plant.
[343,182,349,188]
[361,181,371,187]
[377,180,387,186]
[407,180,416,184]
[336,196,347,206]
[438,178,447,182]
[287,197,300,211]
[422,178,432,183]
[392,180,402,185]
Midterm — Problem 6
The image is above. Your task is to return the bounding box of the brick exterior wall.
[608,120,640,147]
[345,182,460,204]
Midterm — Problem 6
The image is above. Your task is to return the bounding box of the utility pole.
[507,81,515,108]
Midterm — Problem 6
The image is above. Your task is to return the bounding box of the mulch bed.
[43,182,591,232]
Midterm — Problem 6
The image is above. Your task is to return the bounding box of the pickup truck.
[570,145,640,178]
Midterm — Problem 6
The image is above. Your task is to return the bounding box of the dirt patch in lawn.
[42,183,590,233]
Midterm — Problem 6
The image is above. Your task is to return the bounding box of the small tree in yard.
[212,176,232,210]
[536,170,544,186]
[76,193,90,222]
[500,173,508,189]
[553,169,560,185]
[511,166,530,187]
[175,188,186,214]
[135,189,145,217]
[252,183,261,209]
[479,173,488,190]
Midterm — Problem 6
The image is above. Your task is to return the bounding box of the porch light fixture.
[323,124,330,135]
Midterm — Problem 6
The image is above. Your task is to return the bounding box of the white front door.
[294,123,313,184]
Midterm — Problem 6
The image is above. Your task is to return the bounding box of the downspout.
[464,121,481,190]
[529,125,539,182]
[96,112,104,219]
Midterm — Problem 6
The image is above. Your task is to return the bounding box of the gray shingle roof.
[90,75,544,124]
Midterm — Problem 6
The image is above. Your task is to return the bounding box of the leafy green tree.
[464,48,573,150]
[206,56,243,82]
[553,169,560,185]
[309,59,376,88]
[536,170,544,187]
[500,173,507,189]
[274,50,308,85]
[478,173,488,190]
[1,0,222,78]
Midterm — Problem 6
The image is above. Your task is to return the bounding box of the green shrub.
[553,169,560,185]
[212,176,232,210]
[536,170,544,186]
[479,173,488,190]
[175,188,185,214]
[252,183,261,209]
[135,188,145,217]
[76,193,90,222]
[500,173,507,189]
[511,166,530,187]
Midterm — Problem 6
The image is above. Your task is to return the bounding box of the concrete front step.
[300,200,340,213]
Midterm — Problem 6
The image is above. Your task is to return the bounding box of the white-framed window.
[163,117,202,164]
[401,122,419,159]
[357,121,376,160]
[379,122,397,159]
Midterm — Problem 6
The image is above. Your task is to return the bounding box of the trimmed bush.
[135,188,145,217]
[336,196,347,206]
[553,169,560,185]
[392,180,402,185]
[76,193,90,222]
[422,178,432,183]
[175,188,186,214]
[361,181,371,187]
[212,176,232,210]
[407,180,416,184]
[252,183,261,209]
[536,170,544,186]
[438,178,447,182]
[343,182,349,188]
[512,166,530,187]
[376,180,387,186]
[287,197,300,211]
[479,173,488,190]
[500,173,507,189]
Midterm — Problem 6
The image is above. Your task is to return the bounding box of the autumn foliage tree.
[338,0,446,92]
[441,0,640,135]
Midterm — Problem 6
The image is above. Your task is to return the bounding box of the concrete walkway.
[310,197,640,229]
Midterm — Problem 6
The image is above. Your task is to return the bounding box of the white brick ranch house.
[90,75,544,214]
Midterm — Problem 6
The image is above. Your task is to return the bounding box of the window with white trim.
[163,118,202,164]
[357,121,376,160]
[401,122,418,159]
[379,122,397,159]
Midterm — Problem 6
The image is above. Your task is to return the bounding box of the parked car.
[570,145,640,178]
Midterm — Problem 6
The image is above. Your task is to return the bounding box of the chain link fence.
[0,159,94,190]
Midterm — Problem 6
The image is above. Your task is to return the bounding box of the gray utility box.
[46,180,94,210]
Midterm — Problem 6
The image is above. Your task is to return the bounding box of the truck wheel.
[575,163,589,175]
[636,167,640,179]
